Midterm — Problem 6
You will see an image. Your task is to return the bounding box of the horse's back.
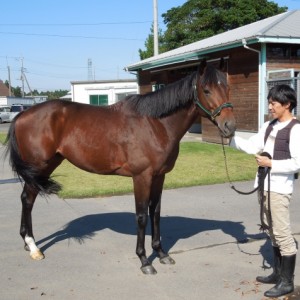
[11,99,178,176]
[16,100,119,131]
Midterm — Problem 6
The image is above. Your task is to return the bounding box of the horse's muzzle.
[217,118,236,138]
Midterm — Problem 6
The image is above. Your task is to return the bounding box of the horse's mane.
[124,64,226,118]
[125,72,197,118]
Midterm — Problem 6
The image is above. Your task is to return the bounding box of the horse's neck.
[162,103,199,141]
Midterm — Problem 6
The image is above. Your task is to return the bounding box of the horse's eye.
[204,89,210,96]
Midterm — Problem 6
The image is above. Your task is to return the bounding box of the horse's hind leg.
[19,155,63,260]
[20,184,44,260]
[149,175,175,265]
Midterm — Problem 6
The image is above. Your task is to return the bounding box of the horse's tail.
[5,114,61,196]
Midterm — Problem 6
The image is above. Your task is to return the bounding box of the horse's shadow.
[37,212,270,265]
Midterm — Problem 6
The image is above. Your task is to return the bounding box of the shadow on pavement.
[37,212,268,262]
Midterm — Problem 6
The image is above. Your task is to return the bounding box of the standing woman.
[230,84,300,298]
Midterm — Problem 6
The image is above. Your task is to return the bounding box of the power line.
[24,58,88,69]
[1,56,121,72]
[0,21,153,26]
[0,31,144,41]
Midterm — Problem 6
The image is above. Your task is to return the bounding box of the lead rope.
[221,137,272,231]
[221,137,258,195]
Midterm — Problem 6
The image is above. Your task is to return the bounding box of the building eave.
[126,36,300,72]
[256,36,300,44]
[126,40,256,71]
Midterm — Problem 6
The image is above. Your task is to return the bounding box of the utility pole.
[88,58,93,81]
[153,0,159,56]
[23,72,33,97]
[20,57,25,97]
[7,66,12,96]
[6,57,12,96]
[20,57,32,97]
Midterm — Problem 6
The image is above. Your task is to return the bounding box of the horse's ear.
[219,58,225,71]
[198,59,207,76]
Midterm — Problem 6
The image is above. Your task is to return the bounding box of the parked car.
[0,106,11,123]
[9,104,33,121]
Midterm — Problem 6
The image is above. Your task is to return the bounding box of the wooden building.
[126,10,300,143]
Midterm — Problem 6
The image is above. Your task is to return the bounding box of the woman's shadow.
[37,212,271,265]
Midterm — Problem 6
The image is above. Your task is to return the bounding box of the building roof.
[0,80,10,96]
[126,10,300,71]
[59,91,72,100]
[71,79,137,85]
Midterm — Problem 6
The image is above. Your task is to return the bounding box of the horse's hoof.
[141,265,157,275]
[160,255,175,265]
[30,250,45,260]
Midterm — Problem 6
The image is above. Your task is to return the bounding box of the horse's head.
[194,59,236,138]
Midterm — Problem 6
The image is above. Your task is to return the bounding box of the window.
[267,44,300,59]
[291,46,300,58]
[90,95,108,106]
[152,84,165,91]
[10,104,32,112]
[0,106,10,112]
[266,69,300,116]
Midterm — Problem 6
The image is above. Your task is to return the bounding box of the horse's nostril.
[221,120,236,137]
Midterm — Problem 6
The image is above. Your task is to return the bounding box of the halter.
[193,83,233,121]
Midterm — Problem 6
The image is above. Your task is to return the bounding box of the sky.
[0,0,299,93]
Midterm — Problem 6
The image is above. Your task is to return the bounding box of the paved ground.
[0,122,10,133]
[1,139,300,299]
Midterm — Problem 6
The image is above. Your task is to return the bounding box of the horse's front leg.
[20,185,44,260]
[133,174,157,275]
[149,175,175,265]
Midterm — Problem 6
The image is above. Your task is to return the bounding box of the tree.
[139,25,166,60]
[12,86,22,97]
[139,0,287,59]
[29,90,69,100]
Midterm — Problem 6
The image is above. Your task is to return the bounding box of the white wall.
[0,96,36,106]
[71,80,138,105]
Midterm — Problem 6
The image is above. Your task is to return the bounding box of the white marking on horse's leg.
[25,235,45,260]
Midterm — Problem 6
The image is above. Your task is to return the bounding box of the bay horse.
[5,60,236,275]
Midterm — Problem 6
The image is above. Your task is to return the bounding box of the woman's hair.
[267,84,297,112]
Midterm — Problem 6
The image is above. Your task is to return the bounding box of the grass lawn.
[53,142,256,198]
[1,132,256,199]
[0,132,6,144]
